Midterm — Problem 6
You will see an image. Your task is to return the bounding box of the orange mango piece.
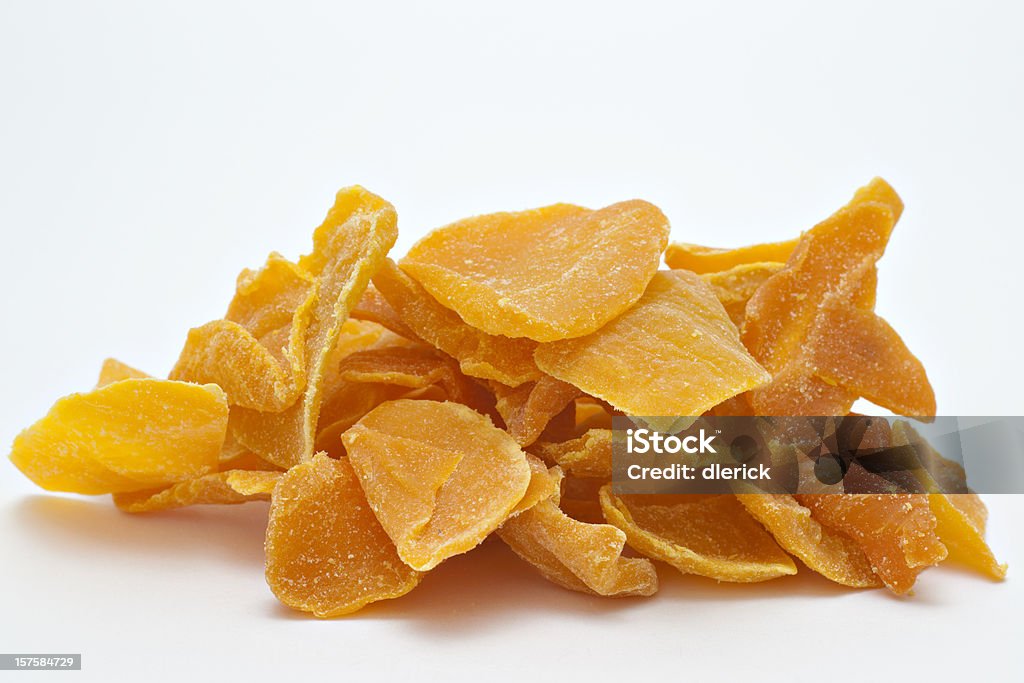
[508,455,564,518]
[535,270,770,418]
[113,470,280,513]
[9,379,227,495]
[930,494,1006,580]
[736,493,882,587]
[338,345,479,406]
[170,252,316,411]
[401,201,670,342]
[342,400,531,571]
[96,358,150,387]
[350,283,419,340]
[373,258,541,386]
[600,489,797,582]
[230,187,398,469]
[498,497,658,597]
[795,493,947,594]
[533,428,613,479]
[743,178,935,416]
[665,238,798,274]
[265,453,422,617]
[494,375,581,447]
[701,262,784,328]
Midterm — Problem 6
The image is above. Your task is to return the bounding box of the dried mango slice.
[338,346,478,406]
[534,429,613,479]
[664,238,798,274]
[342,399,531,571]
[9,379,227,495]
[494,375,581,447]
[701,262,784,328]
[113,470,280,513]
[574,398,613,432]
[97,358,150,387]
[535,270,770,417]
[600,489,797,582]
[170,253,316,411]
[508,455,564,518]
[498,498,658,596]
[401,201,671,342]
[743,178,935,416]
[266,453,421,617]
[930,494,1006,580]
[231,187,398,469]
[736,494,881,588]
[795,494,947,594]
[373,258,541,386]
[350,283,418,340]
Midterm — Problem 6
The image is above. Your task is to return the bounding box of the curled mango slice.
[113,470,280,513]
[665,238,798,274]
[499,497,658,597]
[401,201,670,342]
[10,379,227,495]
[494,375,581,447]
[533,429,613,480]
[265,453,421,617]
[535,270,769,418]
[701,262,784,328]
[600,489,797,582]
[342,399,531,571]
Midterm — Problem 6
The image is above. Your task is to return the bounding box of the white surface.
[0,1,1021,681]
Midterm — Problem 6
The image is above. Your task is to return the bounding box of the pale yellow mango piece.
[265,454,421,617]
[9,379,227,494]
[533,429,613,479]
[700,262,784,328]
[665,238,798,274]
[231,187,398,469]
[535,270,770,417]
[342,399,531,570]
[373,259,541,386]
[96,358,150,387]
[113,470,280,513]
[494,375,581,447]
[402,201,671,342]
[736,493,881,587]
[930,494,1006,580]
[498,498,658,596]
[600,489,797,582]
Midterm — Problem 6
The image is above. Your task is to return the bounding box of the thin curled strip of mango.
[342,399,531,571]
[664,237,798,274]
[230,187,398,469]
[493,375,581,447]
[700,262,784,328]
[600,488,798,582]
[401,201,670,342]
[265,453,421,618]
[498,497,658,597]
[532,428,613,479]
[9,379,228,495]
[535,270,770,419]
[114,470,281,513]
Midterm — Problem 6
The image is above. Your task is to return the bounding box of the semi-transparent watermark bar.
[611,416,1024,494]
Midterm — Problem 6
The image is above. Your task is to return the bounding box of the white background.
[1,1,1021,681]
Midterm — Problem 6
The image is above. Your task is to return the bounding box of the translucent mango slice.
[372,258,541,386]
[736,493,881,588]
[401,201,671,342]
[338,346,478,406]
[559,475,606,524]
[494,375,581,447]
[265,453,421,617]
[574,398,614,432]
[230,187,398,469]
[350,283,418,340]
[534,429,613,479]
[930,494,1006,580]
[701,262,784,328]
[795,493,947,594]
[97,358,150,387]
[508,455,564,518]
[743,178,935,416]
[170,253,316,411]
[535,270,770,417]
[342,399,531,571]
[9,379,227,495]
[498,498,658,597]
[600,489,797,582]
[664,238,798,274]
[113,470,280,513]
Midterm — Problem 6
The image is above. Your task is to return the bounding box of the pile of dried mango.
[8,178,1005,616]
